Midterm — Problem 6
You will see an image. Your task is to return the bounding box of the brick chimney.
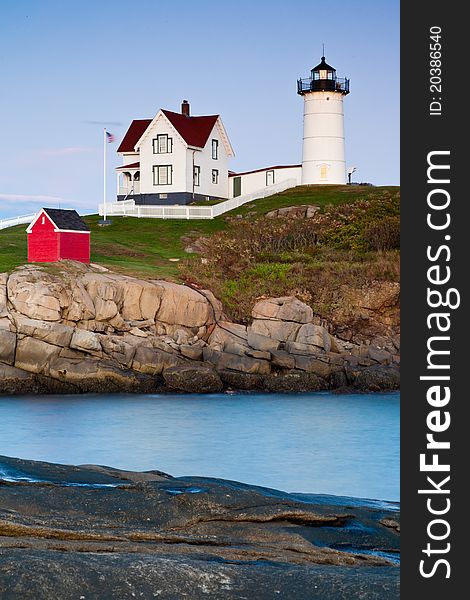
[181,100,190,117]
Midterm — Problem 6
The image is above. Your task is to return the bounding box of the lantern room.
[297,55,350,95]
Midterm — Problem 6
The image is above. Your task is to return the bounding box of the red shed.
[27,208,90,263]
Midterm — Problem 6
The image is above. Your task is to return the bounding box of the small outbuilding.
[27,208,90,264]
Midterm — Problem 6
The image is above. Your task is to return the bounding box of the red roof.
[118,110,220,153]
[117,119,152,153]
[162,110,219,148]
[229,165,302,177]
[116,162,140,170]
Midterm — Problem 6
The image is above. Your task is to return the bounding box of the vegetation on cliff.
[180,188,400,331]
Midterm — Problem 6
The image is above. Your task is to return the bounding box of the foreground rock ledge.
[0,263,400,394]
[0,456,399,599]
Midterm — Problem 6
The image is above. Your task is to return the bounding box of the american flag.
[106,131,115,143]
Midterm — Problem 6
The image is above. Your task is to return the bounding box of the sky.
[0,0,399,219]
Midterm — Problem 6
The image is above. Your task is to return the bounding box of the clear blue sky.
[0,0,399,219]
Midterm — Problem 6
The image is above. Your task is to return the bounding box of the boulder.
[247,329,280,352]
[263,372,325,392]
[173,328,191,345]
[100,336,138,367]
[0,363,38,395]
[295,323,330,350]
[70,329,102,354]
[0,317,12,330]
[250,319,301,342]
[0,329,16,365]
[15,337,61,374]
[368,345,392,364]
[94,298,118,322]
[0,273,8,317]
[218,370,266,391]
[293,356,332,378]
[224,341,251,357]
[208,322,248,347]
[270,349,296,370]
[64,282,96,322]
[132,346,181,376]
[252,297,313,323]
[129,327,148,338]
[245,349,271,360]
[203,347,271,374]
[163,364,223,393]
[48,357,158,393]
[0,363,33,381]
[284,340,321,356]
[179,345,204,361]
[346,365,400,391]
[266,205,320,219]
[14,315,74,348]
[7,272,63,321]
[154,281,214,329]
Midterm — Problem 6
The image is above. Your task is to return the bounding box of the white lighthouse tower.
[297,55,350,185]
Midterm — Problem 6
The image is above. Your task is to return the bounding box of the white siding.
[187,123,230,199]
[138,114,187,194]
[229,166,301,198]
[121,152,139,166]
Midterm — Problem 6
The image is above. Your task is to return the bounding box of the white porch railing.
[99,178,298,220]
[0,213,36,230]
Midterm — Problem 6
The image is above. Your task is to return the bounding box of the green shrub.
[364,216,400,251]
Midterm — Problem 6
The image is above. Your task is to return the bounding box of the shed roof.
[42,208,89,232]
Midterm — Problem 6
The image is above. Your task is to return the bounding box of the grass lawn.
[0,185,398,278]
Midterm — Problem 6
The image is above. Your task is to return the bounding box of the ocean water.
[0,391,399,501]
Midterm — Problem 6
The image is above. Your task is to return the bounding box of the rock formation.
[0,455,400,599]
[0,263,399,394]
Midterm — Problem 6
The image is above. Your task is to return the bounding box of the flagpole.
[103,127,107,221]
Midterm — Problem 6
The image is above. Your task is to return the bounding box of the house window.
[211,139,218,160]
[194,165,201,187]
[212,169,219,184]
[153,134,173,154]
[153,165,173,185]
[41,216,45,225]
[266,170,275,186]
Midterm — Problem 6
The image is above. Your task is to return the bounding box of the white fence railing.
[0,213,36,230]
[99,178,298,220]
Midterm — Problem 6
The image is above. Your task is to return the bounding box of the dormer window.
[153,134,173,154]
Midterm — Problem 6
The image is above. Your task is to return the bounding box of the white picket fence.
[0,213,37,231]
[98,178,298,220]
[0,179,298,230]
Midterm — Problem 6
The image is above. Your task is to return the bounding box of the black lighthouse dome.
[297,55,350,95]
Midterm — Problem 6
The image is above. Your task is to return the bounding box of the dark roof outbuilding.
[43,208,89,232]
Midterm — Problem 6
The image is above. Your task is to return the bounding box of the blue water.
[0,391,399,501]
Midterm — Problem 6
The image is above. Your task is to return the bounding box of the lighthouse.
[297,56,350,185]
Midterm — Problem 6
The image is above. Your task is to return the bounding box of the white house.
[117,101,235,205]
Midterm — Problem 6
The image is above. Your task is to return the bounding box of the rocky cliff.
[0,263,399,394]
